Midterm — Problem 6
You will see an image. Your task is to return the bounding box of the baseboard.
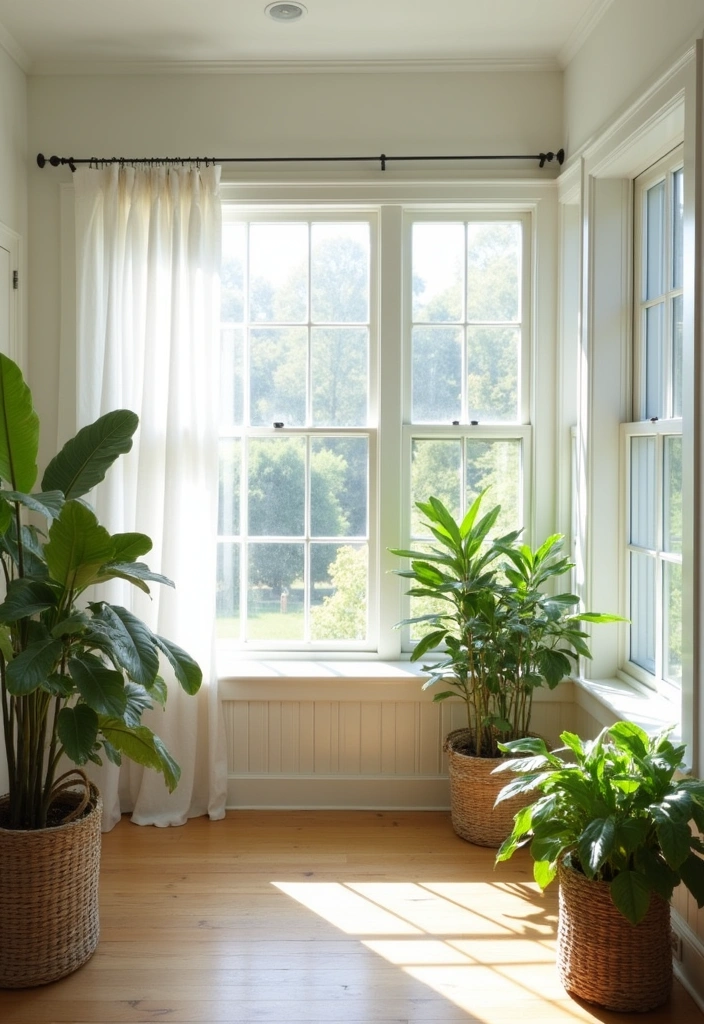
[226,774,451,809]
[672,908,704,1012]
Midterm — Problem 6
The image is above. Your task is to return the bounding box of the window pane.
[311,328,368,426]
[467,222,521,323]
[645,180,665,301]
[663,560,682,686]
[250,327,307,426]
[248,437,305,536]
[411,440,461,537]
[630,551,656,674]
[630,436,656,549]
[466,439,521,535]
[412,223,464,323]
[412,326,462,423]
[467,325,519,423]
[216,542,240,639]
[222,223,246,323]
[672,294,683,418]
[311,223,369,323]
[220,328,244,428]
[250,223,308,322]
[218,439,241,535]
[309,544,368,641]
[664,435,682,554]
[311,437,368,538]
[672,168,684,290]
[645,303,663,420]
[247,544,305,640]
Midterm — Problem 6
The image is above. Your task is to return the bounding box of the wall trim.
[226,775,450,810]
[672,909,704,1012]
[558,0,615,69]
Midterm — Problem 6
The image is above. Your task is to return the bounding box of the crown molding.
[0,18,31,73]
[558,0,615,68]
[29,54,561,77]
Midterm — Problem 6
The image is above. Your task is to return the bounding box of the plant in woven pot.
[0,355,202,988]
[494,722,704,1012]
[391,492,620,847]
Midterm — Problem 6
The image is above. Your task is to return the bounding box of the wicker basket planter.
[444,729,531,847]
[557,860,672,1012]
[0,782,102,989]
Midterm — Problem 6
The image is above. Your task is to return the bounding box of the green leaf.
[431,690,459,702]
[147,674,168,706]
[5,637,63,695]
[51,611,92,638]
[655,817,692,870]
[69,656,128,717]
[99,719,181,792]
[122,680,155,727]
[90,603,159,688]
[0,578,58,622]
[533,859,558,889]
[608,720,649,758]
[57,704,99,765]
[110,532,153,562]
[411,629,447,660]
[1,489,65,519]
[0,624,13,662]
[41,408,139,499]
[578,817,616,876]
[609,870,652,925]
[154,635,202,695]
[0,354,39,492]
[679,852,704,908]
[45,500,115,592]
[633,846,679,901]
[558,731,585,759]
[97,561,174,594]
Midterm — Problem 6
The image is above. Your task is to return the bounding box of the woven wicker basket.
[444,728,530,847]
[557,860,672,1012]
[0,781,102,988]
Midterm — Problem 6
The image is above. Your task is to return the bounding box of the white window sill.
[574,675,681,742]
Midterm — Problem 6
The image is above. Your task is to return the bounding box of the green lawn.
[217,610,305,641]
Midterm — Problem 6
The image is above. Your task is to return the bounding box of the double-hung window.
[217,200,534,655]
[623,151,683,694]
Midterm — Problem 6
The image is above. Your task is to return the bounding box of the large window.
[624,152,683,693]
[217,204,532,653]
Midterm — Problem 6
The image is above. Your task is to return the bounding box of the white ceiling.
[0,0,613,74]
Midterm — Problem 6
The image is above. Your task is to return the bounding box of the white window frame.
[217,182,557,662]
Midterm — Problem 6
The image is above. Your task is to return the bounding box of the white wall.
[564,0,704,156]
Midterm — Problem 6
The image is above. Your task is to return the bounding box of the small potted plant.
[0,354,202,988]
[391,492,620,846]
[494,722,704,1011]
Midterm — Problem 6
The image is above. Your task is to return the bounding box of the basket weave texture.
[0,783,102,988]
[557,860,672,1012]
[444,729,530,847]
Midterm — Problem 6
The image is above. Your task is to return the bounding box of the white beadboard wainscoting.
[219,665,576,809]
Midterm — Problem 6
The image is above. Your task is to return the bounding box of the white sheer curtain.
[73,164,227,829]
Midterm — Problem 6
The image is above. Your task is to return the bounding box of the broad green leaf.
[90,603,159,688]
[678,852,704,908]
[655,817,692,870]
[411,629,447,660]
[44,672,75,697]
[97,561,174,594]
[122,680,154,727]
[5,637,63,694]
[0,624,13,662]
[578,817,616,876]
[0,498,12,536]
[147,674,168,706]
[99,719,181,792]
[154,635,202,695]
[0,578,58,622]
[57,703,99,765]
[558,731,585,759]
[610,870,652,925]
[51,612,92,638]
[41,408,139,499]
[533,858,558,889]
[110,532,152,562]
[633,846,679,901]
[45,500,115,592]
[430,690,459,702]
[608,720,649,758]
[1,489,64,519]
[69,656,128,717]
[0,354,39,493]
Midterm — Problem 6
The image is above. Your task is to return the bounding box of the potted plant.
[0,354,202,988]
[391,492,620,846]
[494,722,704,1011]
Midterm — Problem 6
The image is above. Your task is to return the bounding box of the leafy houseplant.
[0,354,202,987]
[494,722,704,1011]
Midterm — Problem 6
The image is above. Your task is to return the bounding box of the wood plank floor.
[0,810,701,1023]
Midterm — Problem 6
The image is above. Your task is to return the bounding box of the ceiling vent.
[265,3,307,22]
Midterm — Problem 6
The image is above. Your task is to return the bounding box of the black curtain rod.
[37,149,565,173]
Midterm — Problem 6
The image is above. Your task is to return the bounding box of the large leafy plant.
[494,722,704,924]
[391,492,618,757]
[0,355,202,830]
